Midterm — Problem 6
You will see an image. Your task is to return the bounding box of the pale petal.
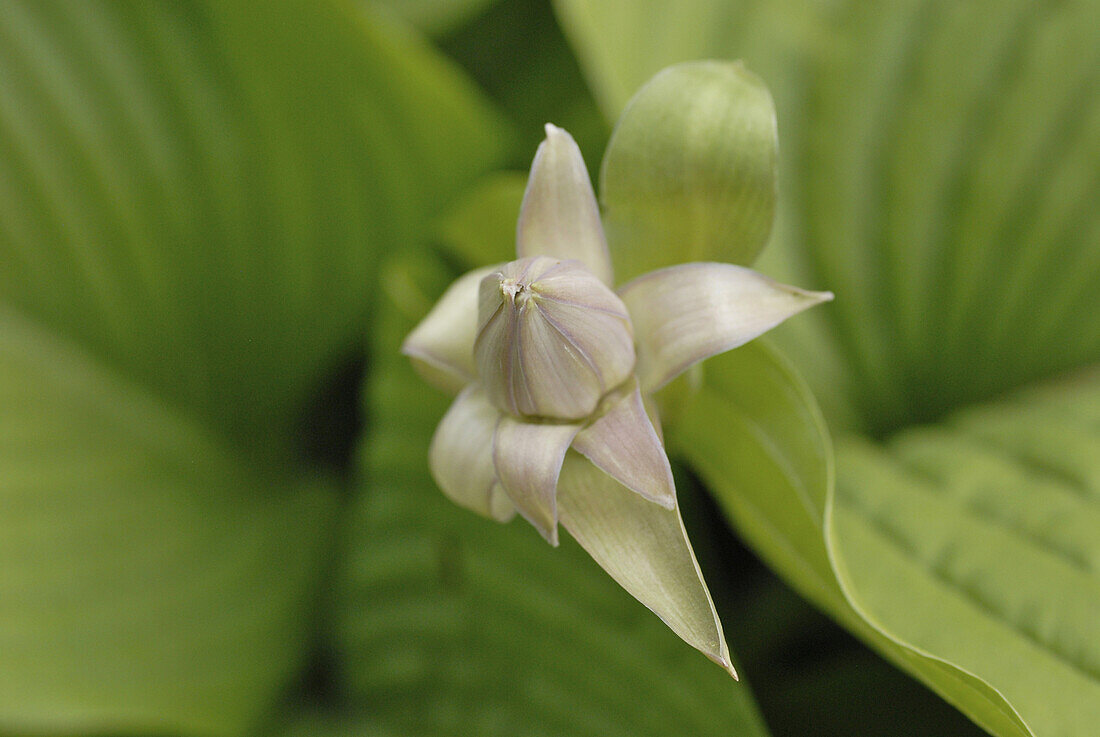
[515,300,604,419]
[571,384,675,508]
[488,483,516,522]
[493,417,581,545]
[558,454,736,678]
[517,124,615,285]
[620,262,833,392]
[402,266,498,393]
[641,393,665,444]
[429,385,514,521]
[534,270,635,392]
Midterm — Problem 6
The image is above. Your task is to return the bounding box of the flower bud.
[475,256,635,421]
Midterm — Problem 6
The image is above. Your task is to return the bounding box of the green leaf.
[439,0,608,166]
[0,312,335,736]
[434,171,527,267]
[0,0,506,462]
[672,343,1033,737]
[831,369,1100,737]
[791,0,1100,434]
[336,252,772,737]
[0,1,506,732]
[553,0,814,121]
[273,706,398,737]
[367,0,502,36]
[599,62,779,282]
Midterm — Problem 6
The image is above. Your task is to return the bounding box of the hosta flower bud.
[475,256,635,421]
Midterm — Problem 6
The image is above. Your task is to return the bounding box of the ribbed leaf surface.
[0,2,505,733]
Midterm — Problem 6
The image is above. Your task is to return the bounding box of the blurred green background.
[1,1,1097,736]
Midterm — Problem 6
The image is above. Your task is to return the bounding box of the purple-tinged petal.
[620,262,832,392]
[402,266,498,393]
[429,385,514,521]
[572,383,675,508]
[517,124,614,285]
[493,416,582,545]
[558,454,736,678]
[475,257,634,421]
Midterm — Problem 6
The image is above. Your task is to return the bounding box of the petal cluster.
[402,123,832,677]
[475,256,635,421]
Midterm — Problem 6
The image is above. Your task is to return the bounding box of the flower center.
[500,278,535,308]
[475,256,636,421]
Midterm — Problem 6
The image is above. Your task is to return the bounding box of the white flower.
[402,124,832,676]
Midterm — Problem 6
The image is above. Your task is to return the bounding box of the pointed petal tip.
[623,264,834,391]
[709,651,739,680]
[402,266,494,391]
[399,336,452,373]
[507,494,562,547]
[544,122,566,139]
[571,385,677,507]
[558,455,736,683]
[493,417,578,548]
[518,123,614,284]
[522,509,560,546]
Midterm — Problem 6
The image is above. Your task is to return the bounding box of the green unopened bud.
[475,256,635,421]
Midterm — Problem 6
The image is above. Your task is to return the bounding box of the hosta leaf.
[0,312,335,736]
[335,253,771,737]
[368,0,502,36]
[672,344,1033,737]
[0,0,506,462]
[552,0,807,121]
[0,1,505,732]
[792,0,1100,433]
[831,369,1100,737]
[434,171,527,267]
[439,0,607,165]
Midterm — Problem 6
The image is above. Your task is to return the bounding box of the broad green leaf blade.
[600,62,779,281]
[367,0,502,36]
[277,710,397,737]
[336,253,772,737]
[791,0,1100,434]
[439,0,608,166]
[831,369,1100,737]
[556,2,1100,734]
[0,0,507,462]
[672,343,1032,737]
[0,1,506,731]
[0,308,335,736]
[434,171,527,267]
[552,0,806,122]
